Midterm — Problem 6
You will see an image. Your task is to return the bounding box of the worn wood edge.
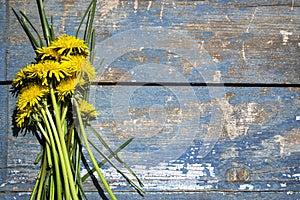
[0,0,8,81]
[0,85,9,184]
[0,190,300,200]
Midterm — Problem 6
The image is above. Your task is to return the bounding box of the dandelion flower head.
[79,100,99,120]
[56,78,76,101]
[33,60,73,85]
[17,84,48,110]
[36,46,61,61]
[62,55,86,74]
[62,55,96,81]
[78,58,96,81]
[49,34,89,57]
[12,68,28,89]
[15,106,33,128]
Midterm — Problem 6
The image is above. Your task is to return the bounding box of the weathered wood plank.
[0,0,7,81]
[4,0,300,83]
[88,86,300,192]
[2,0,300,198]
[0,86,9,184]
[1,191,300,200]
[2,86,300,193]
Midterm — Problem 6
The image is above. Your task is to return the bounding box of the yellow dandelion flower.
[49,34,89,57]
[40,60,72,84]
[78,58,96,81]
[15,106,33,128]
[17,84,48,110]
[56,78,76,101]
[36,46,61,61]
[12,68,28,88]
[24,63,45,80]
[76,77,86,87]
[62,55,96,81]
[24,61,72,85]
[79,100,99,120]
[61,55,86,73]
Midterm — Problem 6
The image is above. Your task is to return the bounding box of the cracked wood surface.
[1,0,300,199]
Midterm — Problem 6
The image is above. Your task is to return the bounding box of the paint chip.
[287,191,294,195]
[239,184,254,190]
[280,30,293,45]
[280,183,287,187]
[296,116,300,121]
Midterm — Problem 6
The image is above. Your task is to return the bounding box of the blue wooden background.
[1,0,300,199]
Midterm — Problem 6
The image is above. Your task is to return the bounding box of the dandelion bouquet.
[11,0,144,199]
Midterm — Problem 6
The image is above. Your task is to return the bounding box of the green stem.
[44,107,72,199]
[34,148,43,165]
[40,108,62,200]
[72,128,87,198]
[46,143,53,168]
[73,98,117,200]
[41,108,66,200]
[50,173,55,200]
[36,153,47,199]
[49,88,79,200]
[74,142,80,185]
[43,170,51,199]
[60,102,69,123]
[37,122,51,146]
[36,122,53,169]
[30,159,43,200]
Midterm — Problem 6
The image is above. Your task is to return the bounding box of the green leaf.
[88,125,144,187]
[36,0,51,45]
[85,0,97,44]
[76,0,96,46]
[83,11,91,42]
[50,16,55,41]
[19,11,44,47]
[12,8,39,51]
[75,0,95,38]
[95,58,104,73]
[88,138,145,196]
[90,29,96,63]
[81,137,133,181]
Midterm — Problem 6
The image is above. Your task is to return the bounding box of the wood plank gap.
[1,189,300,194]
[239,4,300,8]
[92,82,300,88]
[1,81,300,88]
[0,81,12,85]
[52,189,300,193]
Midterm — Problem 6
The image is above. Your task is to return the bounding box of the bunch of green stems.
[12,0,145,199]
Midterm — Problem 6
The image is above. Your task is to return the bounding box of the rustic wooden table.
[0,0,299,199]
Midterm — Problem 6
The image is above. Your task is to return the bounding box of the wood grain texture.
[0,86,9,184]
[1,0,300,199]
[0,0,7,81]
[1,191,300,200]
[5,0,300,83]
[2,87,300,195]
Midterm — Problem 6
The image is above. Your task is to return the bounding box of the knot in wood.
[226,167,250,182]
